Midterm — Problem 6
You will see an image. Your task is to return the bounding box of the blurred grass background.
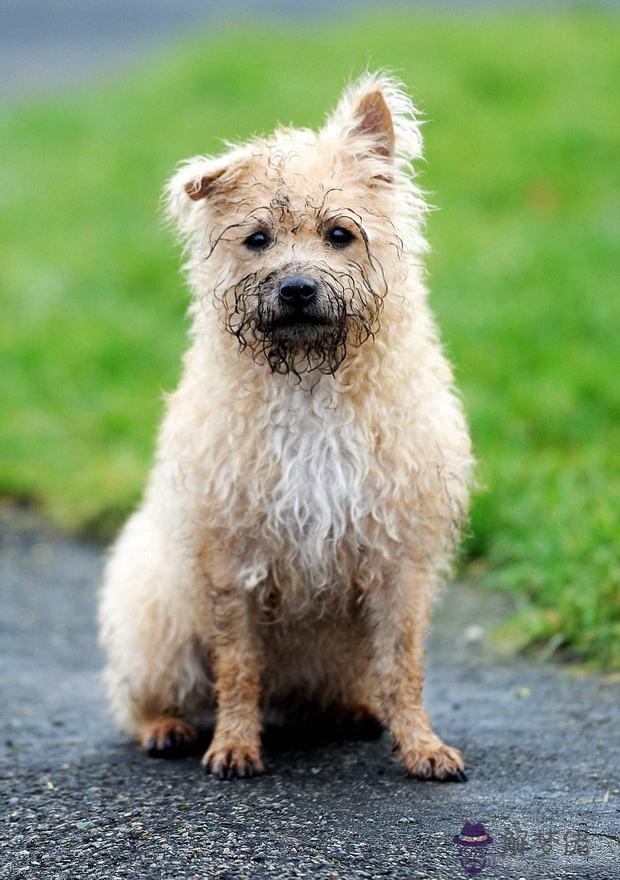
[1,11,618,667]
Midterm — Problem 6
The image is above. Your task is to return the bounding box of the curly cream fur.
[99,73,474,780]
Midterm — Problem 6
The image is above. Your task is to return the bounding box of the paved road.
[1,506,619,879]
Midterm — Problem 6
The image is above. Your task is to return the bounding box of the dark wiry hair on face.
[199,190,392,376]
[214,260,386,377]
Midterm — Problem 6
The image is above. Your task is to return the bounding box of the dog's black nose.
[278,274,318,307]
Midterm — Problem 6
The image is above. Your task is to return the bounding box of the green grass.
[1,11,618,666]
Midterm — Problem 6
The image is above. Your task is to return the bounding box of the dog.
[99,72,474,780]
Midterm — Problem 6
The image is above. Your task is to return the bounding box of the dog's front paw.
[400,741,467,782]
[202,742,264,780]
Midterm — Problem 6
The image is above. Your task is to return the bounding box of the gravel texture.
[0,506,619,879]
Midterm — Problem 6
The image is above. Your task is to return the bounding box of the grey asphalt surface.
[1,506,619,879]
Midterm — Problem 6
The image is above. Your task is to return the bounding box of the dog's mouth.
[263,306,336,337]
[269,313,331,329]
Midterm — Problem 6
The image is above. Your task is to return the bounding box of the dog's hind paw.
[140,716,197,758]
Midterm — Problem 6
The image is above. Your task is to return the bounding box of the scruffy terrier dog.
[99,73,473,781]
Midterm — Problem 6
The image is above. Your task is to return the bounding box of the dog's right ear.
[165,156,230,235]
[184,166,227,202]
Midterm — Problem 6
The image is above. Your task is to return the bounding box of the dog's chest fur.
[271,383,370,540]
[230,378,377,596]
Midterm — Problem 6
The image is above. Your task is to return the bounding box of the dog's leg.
[202,584,264,780]
[100,507,211,753]
[367,567,466,781]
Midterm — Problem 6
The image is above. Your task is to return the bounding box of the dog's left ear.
[347,89,395,160]
[322,73,422,172]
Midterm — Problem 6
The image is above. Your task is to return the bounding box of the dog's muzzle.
[269,274,331,332]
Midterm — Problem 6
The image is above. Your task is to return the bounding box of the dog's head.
[167,73,426,376]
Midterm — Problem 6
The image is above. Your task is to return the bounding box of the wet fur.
[99,72,474,780]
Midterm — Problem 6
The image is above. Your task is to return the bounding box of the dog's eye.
[326,226,354,248]
[244,231,272,251]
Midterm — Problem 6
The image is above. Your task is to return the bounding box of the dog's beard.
[219,264,385,376]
